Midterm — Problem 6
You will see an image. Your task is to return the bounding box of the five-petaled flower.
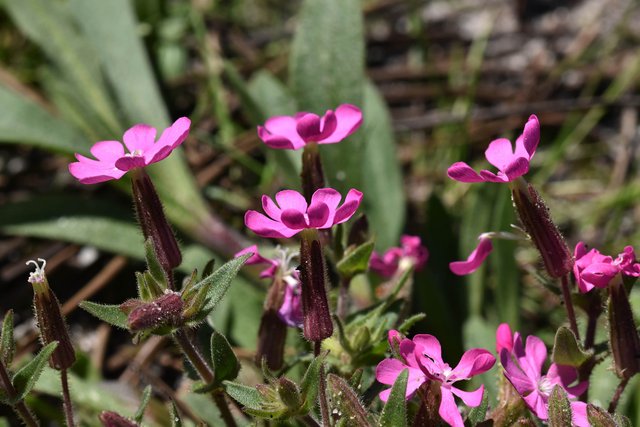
[69,118,191,184]
[449,235,493,276]
[244,188,363,239]
[370,235,429,278]
[447,115,540,183]
[573,242,640,293]
[376,330,495,427]
[499,324,588,426]
[257,104,363,150]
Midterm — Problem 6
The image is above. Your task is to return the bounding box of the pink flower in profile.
[573,242,640,293]
[495,323,514,354]
[376,331,495,427]
[450,236,493,276]
[278,283,303,328]
[370,235,429,278]
[500,332,588,426]
[235,245,280,279]
[244,188,363,239]
[257,104,363,150]
[69,118,191,184]
[448,115,540,183]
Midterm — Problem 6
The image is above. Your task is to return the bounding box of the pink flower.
[500,332,588,426]
[449,237,493,276]
[376,331,495,427]
[573,242,640,293]
[448,115,540,183]
[235,245,280,279]
[278,282,303,328]
[244,188,363,239]
[257,104,363,150]
[496,323,514,353]
[370,235,429,278]
[69,118,191,184]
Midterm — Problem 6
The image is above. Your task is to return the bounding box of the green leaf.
[361,82,405,249]
[300,354,325,413]
[210,331,239,384]
[466,392,489,426]
[552,326,591,368]
[12,342,58,402]
[337,240,375,278]
[379,369,408,427]
[548,385,572,427]
[222,381,265,412]
[397,313,426,334]
[134,385,152,424]
[79,302,129,330]
[0,85,87,153]
[290,0,365,195]
[145,239,168,290]
[169,400,183,427]
[191,254,251,319]
[0,310,15,366]
[613,413,632,427]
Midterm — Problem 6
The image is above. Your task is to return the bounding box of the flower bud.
[127,292,183,332]
[99,411,139,427]
[277,377,302,411]
[608,279,640,379]
[27,259,76,370]
[131,169,181,279]
[255,278,287,370]
[299,232,333,342]
[510,179,572,278]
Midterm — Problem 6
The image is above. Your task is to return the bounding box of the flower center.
[537,376,554,396]
[126,149,144,157]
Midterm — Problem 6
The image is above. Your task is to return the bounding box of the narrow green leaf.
[0,310,15,366]
[134,385,152,424]
[222,381,263,410]
[361,82,405,249]
[210,331,239,384]
[192,254,251,318]
[379,369,408,427]
[169,400,183,427]
[145,239,167,289]
[552,326,591,368]
[79,301,129,330]
[397,313,426,334]
[548,385,572,427]
[300,355,325,413]
[466,392,489,426]
[337,240,375,278]
[12,342,58,402]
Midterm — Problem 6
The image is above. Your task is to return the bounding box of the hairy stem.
[608,376,630,413]
[0,359,39,427]
[60,369,75,427]
[560,275,580,341]
[317,364,331,427]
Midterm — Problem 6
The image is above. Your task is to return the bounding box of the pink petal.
[523,390,548,419]
[307,204,330,229]
[122,124,156,153]
[370,251,400,278]
[574,241,588,260]
[280,209,309,230]
[333,188,363,225]
[496,323,514,353]
[484,138,515,171]
[502,157,530,180]
[376,359,408,385]
[500,350,536,395]
[244,210,297,239]
[235,245,267,266]
[388,330,402,347]
[157,117,191,150]
[262,115,306,149]
[438,386,465,427]
[114,156,146,171]
[521,336,547,381]
[257,126,298,150]
[447,162,485,183]
[318,104,363,143]
[90,140,124,161]
[451,348,496,379]
[521,115,540,158]
[449,238,493,275]
[570,401,589,427]
[450,384,484,407]
[262,195,282,221]
[308,188,342,227]
[68,161,125,184]
[581,263,619,288]
[478,169,509,183]
[412,334,442,363]
[278,285,303,327]
[399,339,420,369]
[317,110,338,140]
[144,145,173,164]
[275,190,308,212]
[296,113,322,141]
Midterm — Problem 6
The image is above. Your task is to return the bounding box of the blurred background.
[1,0,640,424]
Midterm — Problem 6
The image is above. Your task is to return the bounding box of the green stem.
[60,369,75,427]
[560,275,580,342]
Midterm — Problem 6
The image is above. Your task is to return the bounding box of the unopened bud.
[299,232,333,342]
[131,169,181,279]
[608,279,640,379]
[127,292,183,332]
[27,259,76,370]
[99,411,139,427]
[277,377,302,410]
[510,179,572,278]
[256,278,287,370]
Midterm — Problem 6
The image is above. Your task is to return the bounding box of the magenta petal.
[451,349,495,379]
[503,157,530,181]
[278,285,303,327]
[447,162,485,183]
[157,117,191,150]
[244,210,296,239]
[581,263,620,288]
[449,238,493,275]
[450,384,484,407]
[523,390,547,419]
[521,336,547,381]
[333,188,363,224]
[296,113,322,141]
[412,334,442,363]
[308,188,342,227]
[478,169,508,183]
[90,140,124,161]
[257,126,298,150]
[378,389,392,402]
[438,386,465,427]
[317,110,338,140]
[521,115,540,158]
[484,138,515,171]
[318,104,363,143]
[145,145,173,164]
[570,401,589,427]
[501,351,535,395]
[122,124,156,153]
[261,195,282,221]
[280,209,309,230]
[376,359,407,385]
[307,204,330,228]
[263,115,306,149]
[234,245,270,267]
[68,162,124,184]
[496,323,514,353]
[114,156,146,171]
[275,190,308,212]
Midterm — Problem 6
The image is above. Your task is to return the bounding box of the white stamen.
[26,258,47,284]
